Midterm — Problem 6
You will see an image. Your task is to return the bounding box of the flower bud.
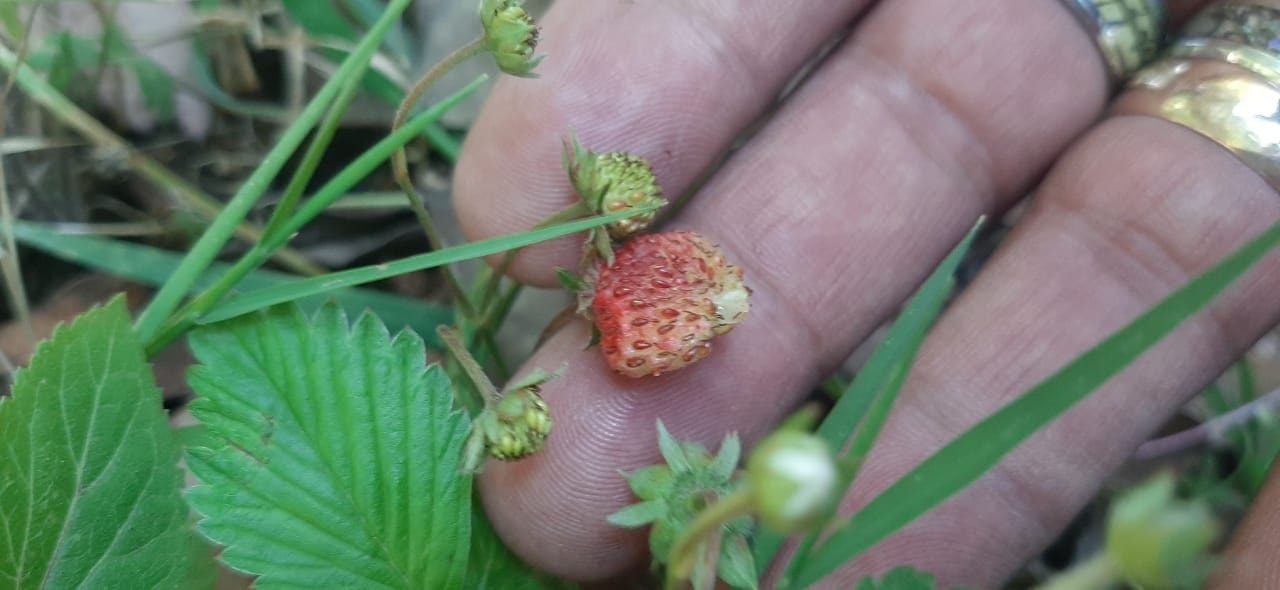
[746,431,837,533]
[480,0,542,77]
[1106,473,1221,589]
[462,385,552,472]
[487,385,552,459]
[564,138,666,240]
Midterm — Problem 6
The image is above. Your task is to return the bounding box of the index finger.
[453,0,874,286]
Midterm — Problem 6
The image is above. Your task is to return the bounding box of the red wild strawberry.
[590,231,750,378]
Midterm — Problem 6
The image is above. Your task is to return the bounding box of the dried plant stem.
[0,41,324,277]
[0,7,38,344]
[665,488,753,590]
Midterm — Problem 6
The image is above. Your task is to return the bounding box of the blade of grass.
[752,217,983,575]
[0,142,31,345]
[345,0,413,62]
[793,217,1280,587]
[770,220,982,587]
[261,41,373,241]
[198,207,654,324]
[0,40,320,277]
[12,221,451,346]
[273,75,487,248]
[134,0,412,342]
[282,0,461,161]
[1237,360,1257,400]
[142,76,487,354]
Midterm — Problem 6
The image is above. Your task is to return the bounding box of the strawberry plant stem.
[438,325,501,409]
[390,37,487,321]
[391,36,486,191]
[665,488,754,589]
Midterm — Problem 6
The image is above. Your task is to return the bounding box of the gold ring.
[1113,2,1280,188]
[1169,2,1280,84]
[1062,0,1167,80]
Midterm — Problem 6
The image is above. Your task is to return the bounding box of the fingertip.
[454,73,584,287]
[473,293,815,581]
[477,323,654,580]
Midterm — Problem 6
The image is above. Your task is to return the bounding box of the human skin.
[449,0,1280,586]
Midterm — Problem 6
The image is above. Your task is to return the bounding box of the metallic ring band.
[1114,59,1280,188]
[1167,2,1280,85]
[1167,37,1280,87]
[1063,0,1167,80]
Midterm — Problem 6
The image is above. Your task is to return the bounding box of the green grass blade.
[282,0,461,161]
[270,75,487,247]
[0,40,320,276]
[200,207,652,324]
[346,0,413,63]
[133,0,412,342]
[794,218,1280,587]
[13,221,451,346]
[261,44,373,242]
[756,220,982,577]
[134,77,488,354]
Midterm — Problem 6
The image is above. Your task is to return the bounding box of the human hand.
[453,0,1280,586]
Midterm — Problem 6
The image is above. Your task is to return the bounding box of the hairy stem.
[666,488,754,590]
[438,325,501,405]
[1135,385,1280,460]
[390,36,486,191]
[390,36,487,321]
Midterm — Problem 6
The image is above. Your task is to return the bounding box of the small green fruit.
[563,137,666,241]
[480,0,542,77]
[1106,473,1221,589]
[746,431,836,534]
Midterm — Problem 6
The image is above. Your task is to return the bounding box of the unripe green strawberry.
[608,422,757,589]
[1106,473,1220,589]
[462,383,553,473]
[487,385,552,460]
[564,137,665,241]
[746,431,836,533]
[590,231,749,378]
[480,0,542,77]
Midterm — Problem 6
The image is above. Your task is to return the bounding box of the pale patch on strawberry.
[591,231,750,378]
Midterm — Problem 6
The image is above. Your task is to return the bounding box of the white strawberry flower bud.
[746,431,837,533]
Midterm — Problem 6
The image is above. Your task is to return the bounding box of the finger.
[475,0,1169,580]
[1211,457,1280,587]
[453,0,874,286]
[815,119,1280,585]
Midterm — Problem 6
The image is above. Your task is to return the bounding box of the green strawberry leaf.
[183,303,472,588]
[0,296,190,587]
